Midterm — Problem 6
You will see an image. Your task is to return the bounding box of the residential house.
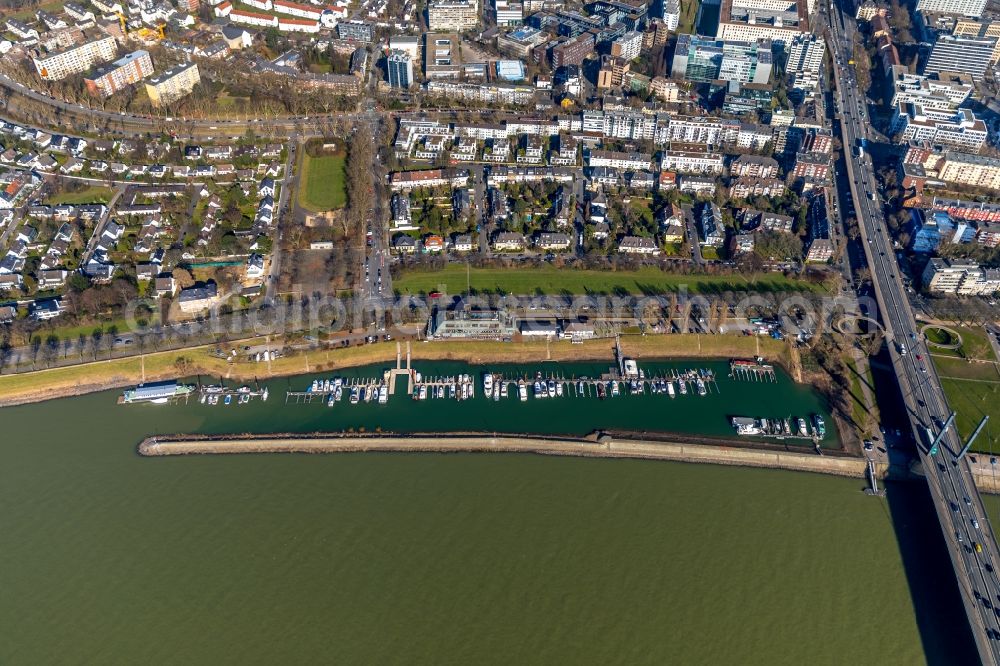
[618,236,661,255]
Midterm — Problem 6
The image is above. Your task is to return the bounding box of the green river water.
[0,359,988,663]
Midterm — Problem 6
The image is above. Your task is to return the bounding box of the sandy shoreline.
[138,432,884,480]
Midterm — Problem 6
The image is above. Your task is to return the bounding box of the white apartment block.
[33,35,117,80]
[889,67,973,113]
[494,0,523,26]
[895,105,988,153]
[659,151,725,174]
[144,62,201,107]
[938,152,1000,190]
[587,150,652,170]
[786,33,825,92]
[661,0,680,30]
[716,0,810,45]
[273,0,323,20]
[428,0,478,31]
[612,31,643,60]
[923,257,1000,296]
[656,116,740,146]
[915,0,986,17]
[425,80,533,105]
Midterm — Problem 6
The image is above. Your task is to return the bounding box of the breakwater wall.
[138,433,889,481]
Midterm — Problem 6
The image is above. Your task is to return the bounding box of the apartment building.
[33,34,117,80]
[922,34,996,82]
[425,81,534,104]
[730,154,779,178]
[786,33,825,93]
[428,0,478,31]
[915,0,986,17]
[938,152,1000,190]
[587,149,651,170]
[716,0,810,45]
[387,50,413,88]
[144,62,201,107]
[895,105,988,153]
[84,50,153,97]
[923,257,1000,296]
[889,67,973,113]
[659,150,725,174]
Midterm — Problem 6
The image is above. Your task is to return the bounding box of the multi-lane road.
[830,1,1000,662]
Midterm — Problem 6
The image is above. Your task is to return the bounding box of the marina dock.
[729,358,777,382]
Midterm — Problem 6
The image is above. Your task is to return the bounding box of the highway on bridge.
[830,0,1000,661]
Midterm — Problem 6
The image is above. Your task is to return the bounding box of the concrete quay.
[138,432,891,482]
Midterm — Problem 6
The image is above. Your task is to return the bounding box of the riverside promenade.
[139,433,884,481]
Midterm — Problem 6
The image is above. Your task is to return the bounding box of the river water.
[0,359,985,663]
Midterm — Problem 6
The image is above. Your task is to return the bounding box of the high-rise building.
[84,49,153,97]
[144,62,201,106]
[387,50,413,88]
[923,34,997,82]
[428,0,478,31]
[952,19,1000,64]
[786,33,824,92]
[915,0,986,17]
[716,0,809,45]
[33,34,117,80]
[661,0,679,30]
[671,34,772,84]
[494,0,523,26]
[611,31,643,60]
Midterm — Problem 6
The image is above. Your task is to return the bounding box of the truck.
[857,137,867,159]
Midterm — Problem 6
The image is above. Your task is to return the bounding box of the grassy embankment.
[928,325,1000,451]
[393,266,828,296]
[0,334,788,406]
[297,152,347,212]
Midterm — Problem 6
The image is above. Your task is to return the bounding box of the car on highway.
[974,519,981,530]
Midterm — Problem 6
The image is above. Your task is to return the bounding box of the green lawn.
[298,152,347,211]
[930,325,1000,452]
[926,325,995,361]
[3,0,63,21]
[393,266,826,296]
[940,377,1000,453]
[49,186,114,205]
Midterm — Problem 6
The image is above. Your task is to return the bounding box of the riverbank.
[138,432,883,480]
[0,334,788,407]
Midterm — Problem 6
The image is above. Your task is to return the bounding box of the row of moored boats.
[731,414,827,439]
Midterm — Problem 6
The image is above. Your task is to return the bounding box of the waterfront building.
[428,310,516,340]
